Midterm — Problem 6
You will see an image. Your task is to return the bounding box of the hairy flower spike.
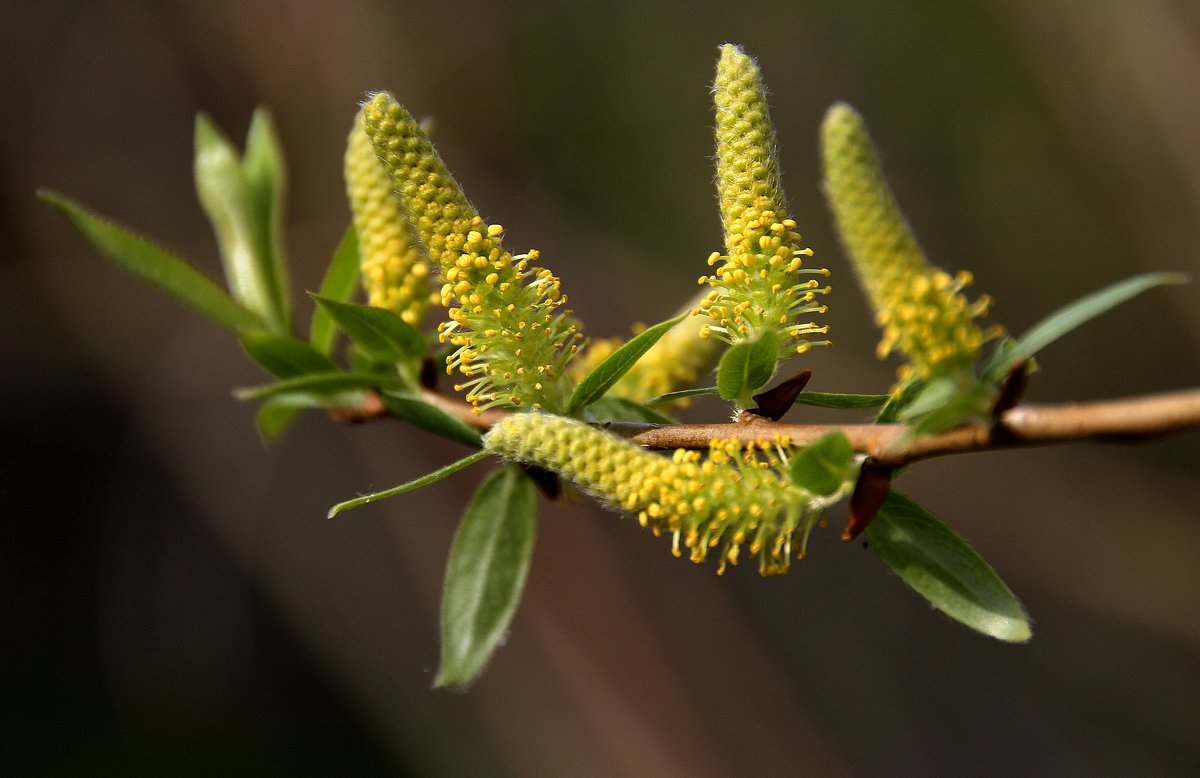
[697,44,831,358]
[360,93,582,412]
[485,413,833,574]
[821,102,997,383]
[344,112,432,325]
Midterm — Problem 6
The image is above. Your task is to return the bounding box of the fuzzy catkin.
[484,412,823,574]
[344,112,431,324]
[360,93,582,412]
[821,102,995,382]
[697,44,831,358]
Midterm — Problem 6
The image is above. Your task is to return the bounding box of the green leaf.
[986,272,1188,379]
[194,114,289,334]
[644,386,720,406]
[437,465,537,688]
[789,432,855,495]
[309,227,361,356]
[381,391,483,448]
[584,396,677,425]
[327,450,492,518]
[793,391,890,410]
[716,329,778,405]
[310,294,425,363]
[254,392,328,444]
[240,108,292,332]
[239,330,337,378]
[564,313,688,416]
[898,376,993,437]
[865,491,1031,642]
[234,370,402,401]
[38,190,263,332]
[874,377,925,424]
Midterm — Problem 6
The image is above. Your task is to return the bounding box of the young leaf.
[564,312,687,417]
[239,330,337,378]
[985,271,1188,379]
[254,391,328,444]
[234,370,403,401]
[899,377,993,437]
[644,386,720,407]
[716,329,778,405]
[310,294,425,363]
[194,113,289,334]
[240,108,292,332]
[865,491,1031,643]
[327,450,492,518]
[38,190,263,333]
[789,432,855,495]
[793,391,890,410]
[584,396,677,425]
[381,392,483,448]
[309,227,361,356]
[437,465,537,688]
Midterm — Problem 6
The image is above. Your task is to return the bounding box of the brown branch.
[334,384,1200,468]
[626,387,1200,467]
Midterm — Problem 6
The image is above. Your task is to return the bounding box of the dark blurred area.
[4,1,1199,775]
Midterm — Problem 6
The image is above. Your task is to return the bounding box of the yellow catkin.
[344,112,431,325]
[697,44,831,357]
[821,102,997,383]
[360,93,582,412]
[484,412,827,574]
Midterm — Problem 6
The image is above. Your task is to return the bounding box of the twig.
[336,385,1200,468]
[627,387,1200,467]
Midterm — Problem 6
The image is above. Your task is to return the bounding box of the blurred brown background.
[4,1,1200,775]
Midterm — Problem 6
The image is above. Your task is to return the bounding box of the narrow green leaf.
[241,108,292,332]
[987,272,1188,379]
[644,386,720,407]
[234,370,402,401]
[899,378,993,437]
[381,391,483,448]
[309,227,361,356]
[239,330,337,378]
[793,391,890,410]
[254,392,328,444]
[310,294,425,363]
[38,190,262,332]
[327,450,491,518]
[866,491,1031,642]
[564,312,688,416]
[437,465,537,688]
[789,432,855,495]
[716,329,778,404]
[194,114,289,333]
[584,396,677,425]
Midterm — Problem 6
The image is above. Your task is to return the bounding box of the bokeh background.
[4,1,1200,775]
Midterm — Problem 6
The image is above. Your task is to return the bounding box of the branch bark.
[626,387,1200,467]
[350,386,1200,468]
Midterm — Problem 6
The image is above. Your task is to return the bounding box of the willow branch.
[625,387,1200,467]
[339,385,1200,468]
